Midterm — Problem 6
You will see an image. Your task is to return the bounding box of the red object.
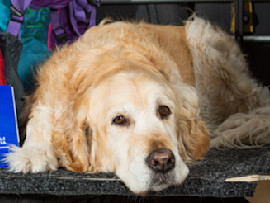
[48,23,52,51]
[0,49,5,85]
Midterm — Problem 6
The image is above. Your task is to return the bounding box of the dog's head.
[67,38,210,194]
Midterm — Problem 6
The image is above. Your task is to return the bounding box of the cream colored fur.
[4,17,270,194]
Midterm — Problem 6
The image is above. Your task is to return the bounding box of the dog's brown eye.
[158,106,171,118]
[112,115,128,125]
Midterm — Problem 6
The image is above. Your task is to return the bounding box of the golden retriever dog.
[5,17,270,194]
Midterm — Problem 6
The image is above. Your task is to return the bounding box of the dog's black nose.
[147,148,175,173]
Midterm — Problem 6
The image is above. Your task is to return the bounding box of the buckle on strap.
[52,26,68,44]
[10,5,26,23]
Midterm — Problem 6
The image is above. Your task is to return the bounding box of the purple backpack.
[7,0,100,49]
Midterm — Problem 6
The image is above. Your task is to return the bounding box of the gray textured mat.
[0,147,270,197]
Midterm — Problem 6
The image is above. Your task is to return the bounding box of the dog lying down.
[6,17,270,194]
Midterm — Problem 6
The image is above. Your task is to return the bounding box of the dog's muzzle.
[146,148,175,173]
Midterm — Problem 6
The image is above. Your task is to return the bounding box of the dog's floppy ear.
[64,96,93,172]
[174,85,210,161]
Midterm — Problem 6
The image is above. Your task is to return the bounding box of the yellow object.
[244,0,254,33]
[231,2,235,33]
[231,0,254,34]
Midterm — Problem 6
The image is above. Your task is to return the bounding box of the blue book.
[0,85,20,167]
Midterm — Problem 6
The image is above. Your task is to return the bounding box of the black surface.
[242,41,270,87]
[1,147,270,198]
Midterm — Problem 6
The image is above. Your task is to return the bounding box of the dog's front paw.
[5,146,58,173]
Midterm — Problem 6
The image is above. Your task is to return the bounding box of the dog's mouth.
[156,174,169,184]
[149,172,175,190]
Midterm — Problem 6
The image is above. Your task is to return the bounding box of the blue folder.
[0,85,20,167]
